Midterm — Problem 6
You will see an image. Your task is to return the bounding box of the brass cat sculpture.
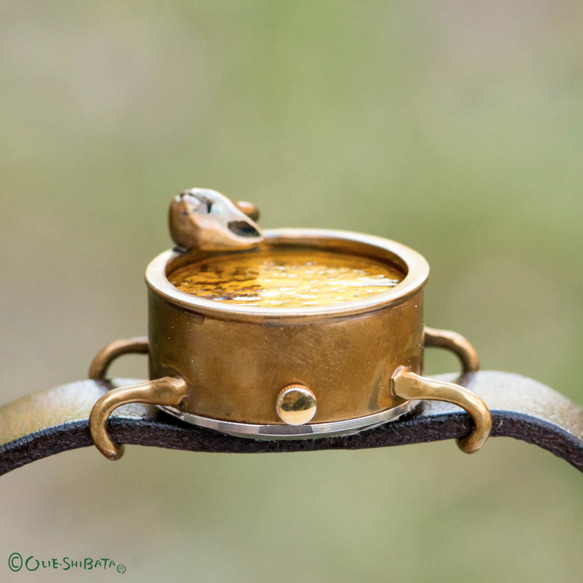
[169,188,263,251]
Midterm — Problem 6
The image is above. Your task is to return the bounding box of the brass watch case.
[89,227,490,460]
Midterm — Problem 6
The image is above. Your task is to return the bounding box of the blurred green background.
[2,2,583,581]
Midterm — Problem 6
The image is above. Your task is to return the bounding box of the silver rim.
[159,401,417,440]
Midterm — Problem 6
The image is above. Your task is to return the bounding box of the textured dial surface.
[168,249,403,307]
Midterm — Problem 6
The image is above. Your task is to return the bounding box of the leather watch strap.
[1,371,583,476]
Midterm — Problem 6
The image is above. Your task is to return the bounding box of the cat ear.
[178,189,206,209]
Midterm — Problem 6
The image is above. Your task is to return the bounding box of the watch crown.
[276,385,317,426]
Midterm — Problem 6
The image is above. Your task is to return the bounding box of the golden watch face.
[168,249,404,308]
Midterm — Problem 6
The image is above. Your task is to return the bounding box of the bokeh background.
[2,2,583,581]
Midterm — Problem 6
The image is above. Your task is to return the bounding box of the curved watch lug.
[424,327,480,375]
[392,367,491,453]
[89,376,188,460]
[89,337,149,380]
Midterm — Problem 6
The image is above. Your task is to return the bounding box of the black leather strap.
[1,371,583,476]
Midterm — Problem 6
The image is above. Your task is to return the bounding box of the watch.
[2,189,581,475]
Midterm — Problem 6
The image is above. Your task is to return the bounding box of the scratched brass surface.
[168,249,403,307]
[143,229,428,424]
[148,287,424,423]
